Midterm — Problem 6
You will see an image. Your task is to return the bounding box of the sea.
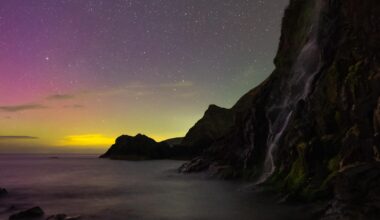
[0,154,310,220]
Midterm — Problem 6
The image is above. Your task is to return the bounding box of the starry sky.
[0,0,288,153]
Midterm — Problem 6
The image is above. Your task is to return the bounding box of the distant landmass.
[100,134,194,160]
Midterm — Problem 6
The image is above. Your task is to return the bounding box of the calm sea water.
[0,155,309,220]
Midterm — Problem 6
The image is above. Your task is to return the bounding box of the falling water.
[257,0,324,184]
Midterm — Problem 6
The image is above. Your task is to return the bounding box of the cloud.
[0,136,38,140]
[0,104,48,112]
[46,94,75,101]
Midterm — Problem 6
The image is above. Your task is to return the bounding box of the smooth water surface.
[0,155,308,220]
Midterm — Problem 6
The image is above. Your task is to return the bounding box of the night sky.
[0,0,288,153]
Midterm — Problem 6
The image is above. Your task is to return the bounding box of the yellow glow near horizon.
[58,134,115,147]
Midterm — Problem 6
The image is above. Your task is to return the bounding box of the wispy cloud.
[46,94,75,101]
[0,136,38,140]
[0,104,48,112]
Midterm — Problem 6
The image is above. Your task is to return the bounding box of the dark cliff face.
[180,104,235,154]
[181,0,380,218]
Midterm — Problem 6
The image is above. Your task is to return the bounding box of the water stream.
[257,0,324,183]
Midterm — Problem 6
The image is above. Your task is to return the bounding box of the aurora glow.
[0,0,288,153]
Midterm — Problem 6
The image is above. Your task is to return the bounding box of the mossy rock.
[284,157,306,192]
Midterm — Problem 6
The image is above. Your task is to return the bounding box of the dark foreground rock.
[0,188,7,197]
[100,134,193,160]
[9,206,44,220]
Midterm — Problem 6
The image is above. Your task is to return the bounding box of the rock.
[46,214,67,220]
[179,157,210,173]
[46,214,82,220]
[374,97,380,136]
[64,216,81,220]
[0,188,8,196]
[322,163,380,220]
[9,206,44,220]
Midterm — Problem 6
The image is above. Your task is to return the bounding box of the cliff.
[180,104,235,154]
[180,0,380,219]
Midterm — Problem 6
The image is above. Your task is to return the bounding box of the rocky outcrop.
[180,0,380,219]
[100,134,193,160]
[9,207,44,220]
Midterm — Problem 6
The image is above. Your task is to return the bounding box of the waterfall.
[256,0,324,184]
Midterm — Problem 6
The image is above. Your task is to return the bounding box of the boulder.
[0,188,8,197]
[9,206,44,220]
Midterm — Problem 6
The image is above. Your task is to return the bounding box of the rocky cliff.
[180,0,380,218]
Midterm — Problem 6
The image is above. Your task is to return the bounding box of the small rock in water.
[46,214,82,220]
[0,188,8,196]
[46,214,67,220]
[65,216,82,220]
